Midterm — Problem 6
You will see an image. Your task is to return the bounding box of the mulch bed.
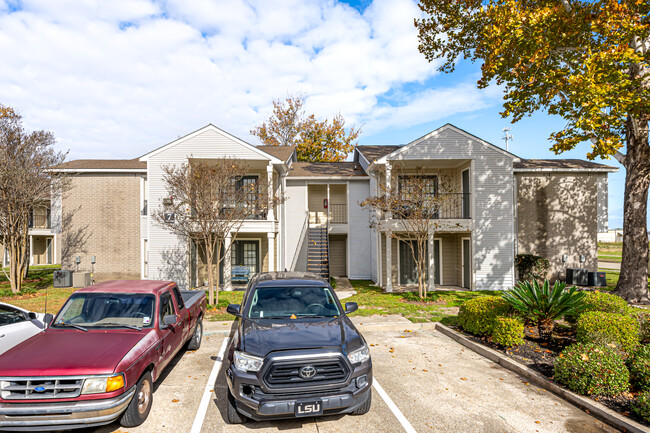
[449,323,648,427]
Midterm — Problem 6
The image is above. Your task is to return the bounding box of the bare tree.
[0,105,67,293]
[152,159,283,305]
[361,166,456,299]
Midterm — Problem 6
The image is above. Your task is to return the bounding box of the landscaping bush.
[491,317,525,347]
[457,296,511,336]
[576,311,640,355]
[515,254,550,282]
[554,342,629,396]
[582,291,632,316]
[502,279,585,339]
[633,391,650,423]
[631,309,650,344]
[630,345,650,392]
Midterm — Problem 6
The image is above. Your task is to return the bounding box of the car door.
[0,305,41,355]
[158,290,184,371]
[171,286,191,342]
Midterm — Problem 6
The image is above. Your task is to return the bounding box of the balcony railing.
[394,193,470,219]
[29,214,51,229]
[329,204,347,224]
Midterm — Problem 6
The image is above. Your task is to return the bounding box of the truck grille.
[264,358,350,389]
[0,377,84,400]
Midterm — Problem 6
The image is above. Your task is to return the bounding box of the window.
[159,292,175,324]
[231,241,259,275]
[53,293,155,328]
[0,305,26,326]
[248,286,341,319]
[398,175,438,218]
[172,286,185,310]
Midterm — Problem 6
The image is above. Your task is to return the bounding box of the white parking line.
[190,337,230,433]
[373,378,418,433]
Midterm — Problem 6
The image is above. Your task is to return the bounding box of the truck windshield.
[53,293,156,329]
[248,286,340,319]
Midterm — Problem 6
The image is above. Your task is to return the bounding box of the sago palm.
[502,280,586,339]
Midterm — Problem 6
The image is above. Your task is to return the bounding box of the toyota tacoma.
[224,271,372,423]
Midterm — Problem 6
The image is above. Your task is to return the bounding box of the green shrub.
[583,291,632,315]
[630,345,650,392]
[554,342,629,396]
[633,391,650,423]
[631,309,650,343]
[503,280,585,339]
[576,311,640,355]
[491,317,525,347]
[515,254,550,282]
[458,296,511,336]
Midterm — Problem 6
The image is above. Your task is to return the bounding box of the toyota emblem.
[299,365,317,379]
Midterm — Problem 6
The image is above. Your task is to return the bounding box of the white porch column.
[267,163,275,221]
[385,163,392,219]
[267,233,275,272]
[29,235,33,266]
[224,233,232,291]
[385,232,393,292]
[428,234,435,291]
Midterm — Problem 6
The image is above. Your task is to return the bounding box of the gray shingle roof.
[356,145,402,162]
[288,162,367,177]
[514,159,617,171]
[55,159,147,170]
[257,145,296,162]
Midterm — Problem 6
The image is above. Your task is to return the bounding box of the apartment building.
[42,123,616,291]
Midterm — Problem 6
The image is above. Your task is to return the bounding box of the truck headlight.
[348,345,370,365]
[234,351,264,372]
[81,374,125,394]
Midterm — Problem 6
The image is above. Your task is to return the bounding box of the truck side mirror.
[43,313,54,328]
[163,314,178,327]
[226,304,241,317]
[344,302,358,314]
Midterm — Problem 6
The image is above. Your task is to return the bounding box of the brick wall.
[58,173,141,281]
[516,172,599,281]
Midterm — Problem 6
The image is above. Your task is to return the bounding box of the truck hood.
[240,316,363,357]
[0,328,150,377]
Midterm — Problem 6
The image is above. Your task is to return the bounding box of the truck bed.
[180,290,205,309]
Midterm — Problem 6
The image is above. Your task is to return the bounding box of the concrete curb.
[435,323,649,433]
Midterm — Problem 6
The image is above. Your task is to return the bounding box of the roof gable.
[375,124,519,163]
[139,124,282,164]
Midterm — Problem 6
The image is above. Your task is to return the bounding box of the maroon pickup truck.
[0,280,206,431]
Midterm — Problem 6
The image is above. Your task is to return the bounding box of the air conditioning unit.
[53,270,73,288]
[566,268,588,286]
[588,271,607,287]
[72,272,91,288]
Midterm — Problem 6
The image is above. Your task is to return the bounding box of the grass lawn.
[598,242,623,263]
[345,280,494,323]
[0,264,61,297]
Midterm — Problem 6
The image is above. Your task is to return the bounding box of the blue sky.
[0,0,624,228]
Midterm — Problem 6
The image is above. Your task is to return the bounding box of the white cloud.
[0,0,497,160]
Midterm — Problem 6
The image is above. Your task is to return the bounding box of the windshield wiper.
[98,323,142,331]
[296,315,332,318]
[57,322,88,332]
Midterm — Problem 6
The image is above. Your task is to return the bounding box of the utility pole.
[502,127,513,152]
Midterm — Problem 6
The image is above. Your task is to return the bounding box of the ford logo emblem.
[34,386,45,392]
[299,365,316,379]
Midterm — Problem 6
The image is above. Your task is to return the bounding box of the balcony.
[329,204,347,224]
[393,193,470,220]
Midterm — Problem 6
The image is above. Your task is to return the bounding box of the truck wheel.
[226,390,246,424]
[351,391,372,415]
[120,372,153,427]
[187,317,203,350]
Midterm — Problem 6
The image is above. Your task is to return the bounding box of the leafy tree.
[152,159,283,305]
[0,104,67,293]
[251,95,361,162]
[416,0,650,301]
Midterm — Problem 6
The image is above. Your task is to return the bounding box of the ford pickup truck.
[0,280,206,431]
[224,271,372,424]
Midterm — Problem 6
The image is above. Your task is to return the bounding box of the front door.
[462,238,471,289]
[231,241,259,276]
[399,240,435,285]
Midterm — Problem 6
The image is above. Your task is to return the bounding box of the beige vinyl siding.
[308,185,327,212]
[329,235,347,277]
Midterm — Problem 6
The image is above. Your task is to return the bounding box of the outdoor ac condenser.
[52,270,73,288]
[72,272,91,288]
[566,268,588,286]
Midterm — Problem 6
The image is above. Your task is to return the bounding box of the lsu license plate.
[295,400,323,417]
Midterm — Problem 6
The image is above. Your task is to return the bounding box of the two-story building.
[47,123,616,291]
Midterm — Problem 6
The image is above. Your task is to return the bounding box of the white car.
[0,302,48,356]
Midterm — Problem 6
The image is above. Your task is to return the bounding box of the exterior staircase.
[307,226,329,280]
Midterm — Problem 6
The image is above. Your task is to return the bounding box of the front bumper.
[0,386,136,431]
[226,358,372,421]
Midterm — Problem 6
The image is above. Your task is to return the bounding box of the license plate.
[295,400,323,417]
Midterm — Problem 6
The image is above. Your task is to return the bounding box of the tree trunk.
[615,116,650,302]
[214,242,221,305]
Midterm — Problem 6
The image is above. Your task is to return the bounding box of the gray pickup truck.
[224,271,372,423]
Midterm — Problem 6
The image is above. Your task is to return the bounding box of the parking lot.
[87,317,616,433]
